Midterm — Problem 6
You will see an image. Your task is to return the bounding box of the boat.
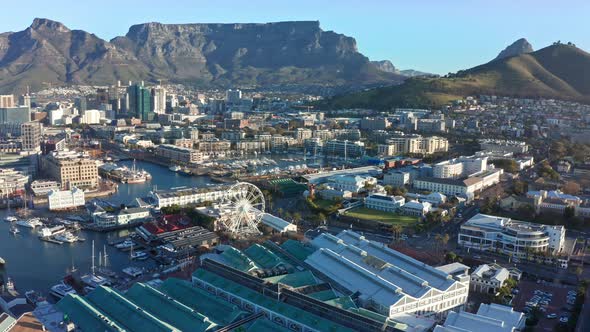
[54,231,79,243]
[38,225,66,238]
[16,218,43,228]
[169,165,181,172]
[115,239,134,249]
[122,266,143,278]
[49,282,76,299]
[9,225,19,235]
[0,257,4,265]
[130,250,148,260]
[4,216,17,223]
[4,278,18,296]
[80,273,111,290]
[25,290,49,307]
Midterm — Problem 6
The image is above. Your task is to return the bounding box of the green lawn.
[314,198,339,210]
[343,207,419,226]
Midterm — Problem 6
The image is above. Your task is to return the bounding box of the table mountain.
[0,18,402,93]
[317,43,590,109]
[495,38,534,60]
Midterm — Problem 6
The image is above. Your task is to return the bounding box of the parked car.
[546,313,558,319]
[559,316,569,323]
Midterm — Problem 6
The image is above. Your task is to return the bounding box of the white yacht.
[115,239,134,249]
[55,232,79,243]
[38,225,66,238]
[4,216,18,223]
[16,218,43,228]
[49,282,76,299]
[130,250,148,260]
[169,165,181,172]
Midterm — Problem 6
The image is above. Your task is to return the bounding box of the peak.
[30,18,70,32]
[495,38,533,60]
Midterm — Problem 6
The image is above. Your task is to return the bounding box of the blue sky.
[2,0,588,74]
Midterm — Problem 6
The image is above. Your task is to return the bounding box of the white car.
[546,313,557,319]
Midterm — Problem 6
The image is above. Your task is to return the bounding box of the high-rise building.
[225,89,242,104]
[75,96,87,112]
[0,106,30,124]
[151,86,167,114]
[127,84,153,122]
[0,95,15,108]
[20,121,43,152]
[18,94,31,108]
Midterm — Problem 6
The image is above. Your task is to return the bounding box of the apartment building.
[433,155,488,179]
[48,187,85,210]
[20,121,43,151]
[378,135,448,156]
[479,139,529,154]
[43,151,99,189]
[458,213,567,259]
[155,144,203,164]
[324,140,365,158]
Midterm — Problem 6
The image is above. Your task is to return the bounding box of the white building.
[48,187,85,210]
[149,186,235,208]
[459,213,567,260]
[479,139,529,154]
[414,169,502,199]
[401,200,432,217]
[80,109,101,124]
[327,175,376,193]
[435,303,525,332]
[365,194,405,212]
[305,231,470,319]
[261,213,297,233]
[379,135,448,156]
[470,264,510,294]
[433,155,488,179]
[383,171,410,187]
[151,86,167,114]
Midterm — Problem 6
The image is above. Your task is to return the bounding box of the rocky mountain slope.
[317,43,590,109]
[495,38,534,60]
[0,18,403,93]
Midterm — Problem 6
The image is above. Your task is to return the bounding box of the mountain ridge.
[316,43,590,110]
[0,18,404,93]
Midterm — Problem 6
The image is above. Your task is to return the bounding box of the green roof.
[245,318,293,332]
[280,239,314,261]
[86,286,179,332]
[159,278,245,326]
[244,244,284,269]
[193,269,355,332]
[125,283,216,332]
[57,294,126,332]
[323,296,358,311]
[263,271,318,288]
[349,308,409,331]
[307,289,338,301]
[221,247,259,272]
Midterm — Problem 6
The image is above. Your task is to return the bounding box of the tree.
[512,180,528,195]
[277,208,284,217]
[391,225,403,242]
[292,212,302,225]
[562,181,581,195]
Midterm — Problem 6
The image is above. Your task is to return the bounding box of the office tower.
[18,94,32,108]
[151,86,167,114]
[0,95,15,108]
[75,96,87,112]
[127,84,153,122]
[20,121,43,151]
[225,89,242,104]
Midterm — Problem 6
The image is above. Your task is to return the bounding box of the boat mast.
[91,240,96,276]
[103,245,108,268]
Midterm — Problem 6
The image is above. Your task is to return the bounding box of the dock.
[40,237,64,245]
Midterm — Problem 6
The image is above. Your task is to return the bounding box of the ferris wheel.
[219,182,265,236]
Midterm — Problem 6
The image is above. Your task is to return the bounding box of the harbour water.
[0,160,213,295]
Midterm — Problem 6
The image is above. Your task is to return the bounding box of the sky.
[1,0,588,74]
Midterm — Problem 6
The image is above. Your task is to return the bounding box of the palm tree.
[292,212,302,226]
[391,225,403,242]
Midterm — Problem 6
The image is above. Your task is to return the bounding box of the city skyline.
[0,0,588,74]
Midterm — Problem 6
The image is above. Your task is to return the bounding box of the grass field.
[343,207,419,226]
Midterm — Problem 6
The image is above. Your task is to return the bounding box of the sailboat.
[4,199,17,223]
[129,244,148,260]
[80,241,111,293]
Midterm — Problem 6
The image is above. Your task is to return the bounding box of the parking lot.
[512,280,577,331]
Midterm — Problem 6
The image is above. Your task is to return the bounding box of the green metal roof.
[159,278,245,326]
[245,318,293,332]
[280,239,314,261]
[307,289,338,301]
[221,246,259,272]
[193,269,355,332]
[86,286,179,332]
[349,308,409,331]
[263,270,318,288]
[125,283,217,332]
[56,294,126,332]
[323,296,358,311]
[244,244,284,269]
